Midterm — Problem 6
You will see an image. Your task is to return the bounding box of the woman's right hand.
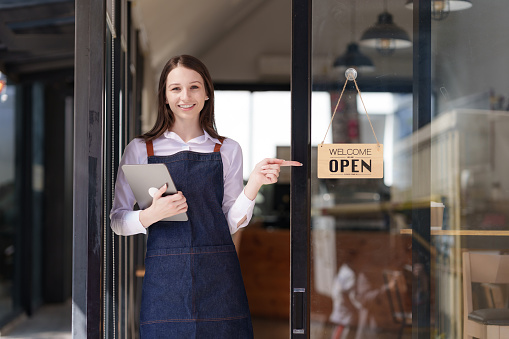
[139,184,188,228]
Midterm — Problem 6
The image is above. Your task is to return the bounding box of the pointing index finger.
[280,160,303,167]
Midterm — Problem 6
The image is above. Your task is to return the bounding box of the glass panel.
[215,89,330,334]
[311,0,414,337]
[0,75,18,323]
[312,1,509,338]
[431,1,509,338]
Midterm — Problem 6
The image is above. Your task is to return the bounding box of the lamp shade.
[333,43,374,72]
[360,12,411,54]
[405,0,472,11]
[405,0,472,21]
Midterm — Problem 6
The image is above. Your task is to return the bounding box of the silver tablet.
[121,163,188,221]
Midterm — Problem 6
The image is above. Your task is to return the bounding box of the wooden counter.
[400,229,509,236]
[236,227,412,331]
[235,227,290,320]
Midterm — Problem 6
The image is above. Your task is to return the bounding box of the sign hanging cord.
[321,72,381,149]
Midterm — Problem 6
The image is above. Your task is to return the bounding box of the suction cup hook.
[345,68,357,81]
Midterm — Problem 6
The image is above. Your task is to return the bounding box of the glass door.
[291,0,509,338]
[0,75,20,326]
[309,1,417,338]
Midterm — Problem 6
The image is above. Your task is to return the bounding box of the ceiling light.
[405,0,472,21]
[333,43,374,72]
[334,1,374,72]
[360,11,411,55]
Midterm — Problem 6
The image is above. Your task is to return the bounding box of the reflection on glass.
[312,0,414,337]
[0,77,16,323]
[310,89,413,338]
[311,0,509,338]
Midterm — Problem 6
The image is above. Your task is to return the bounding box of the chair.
[481,283,506,309]
[383,269,412,339]
[462,252,509,339]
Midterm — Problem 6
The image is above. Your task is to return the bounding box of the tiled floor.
[0,302,71,339]
[1,305,288,339]
[0,303,410,338]
[1,310,289,339]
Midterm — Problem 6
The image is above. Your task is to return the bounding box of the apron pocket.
[193,245,250,320]
[141,250,193,323]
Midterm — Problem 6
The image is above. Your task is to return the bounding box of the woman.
[110,55,301,338]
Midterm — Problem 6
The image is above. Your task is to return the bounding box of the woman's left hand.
[244,158,302,200]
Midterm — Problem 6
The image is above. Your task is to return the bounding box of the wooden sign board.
[317,143,383,179]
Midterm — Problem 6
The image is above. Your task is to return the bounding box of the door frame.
[290,0,312,337]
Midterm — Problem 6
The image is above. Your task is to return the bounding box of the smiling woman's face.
[165,65,208,123]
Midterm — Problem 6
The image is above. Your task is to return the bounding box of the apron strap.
[148,137,223,154]
[146,140,154,157]
[214,137,225,152]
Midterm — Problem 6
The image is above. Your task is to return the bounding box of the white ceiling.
[131,0,268,75]
[131,0,416,83]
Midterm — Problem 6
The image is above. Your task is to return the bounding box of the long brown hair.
[140,55,222,142]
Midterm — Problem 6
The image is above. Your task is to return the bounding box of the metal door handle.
[292,288,305,334]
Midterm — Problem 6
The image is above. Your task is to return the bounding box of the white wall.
[434,0,509,113]
[141,55,158,133]
[201,0,291,83]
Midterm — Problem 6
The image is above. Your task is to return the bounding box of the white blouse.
[109,130,255,236]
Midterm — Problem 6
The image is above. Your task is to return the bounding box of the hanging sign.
[317,143,383,178]
[318,68,384,179]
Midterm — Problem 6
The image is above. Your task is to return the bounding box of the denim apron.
[140,140,254,339]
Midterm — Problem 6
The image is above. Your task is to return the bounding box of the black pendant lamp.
[333,43,374,72]
[405,0,472,21]
[360,0,411,55]
[334,1,374,72]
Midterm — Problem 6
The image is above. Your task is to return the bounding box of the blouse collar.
[163,129,220,145]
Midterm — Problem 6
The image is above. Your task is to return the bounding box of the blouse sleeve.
[222,140,255,234]
[109,139,148,236]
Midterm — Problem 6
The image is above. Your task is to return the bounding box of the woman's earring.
[205,97,209,101]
